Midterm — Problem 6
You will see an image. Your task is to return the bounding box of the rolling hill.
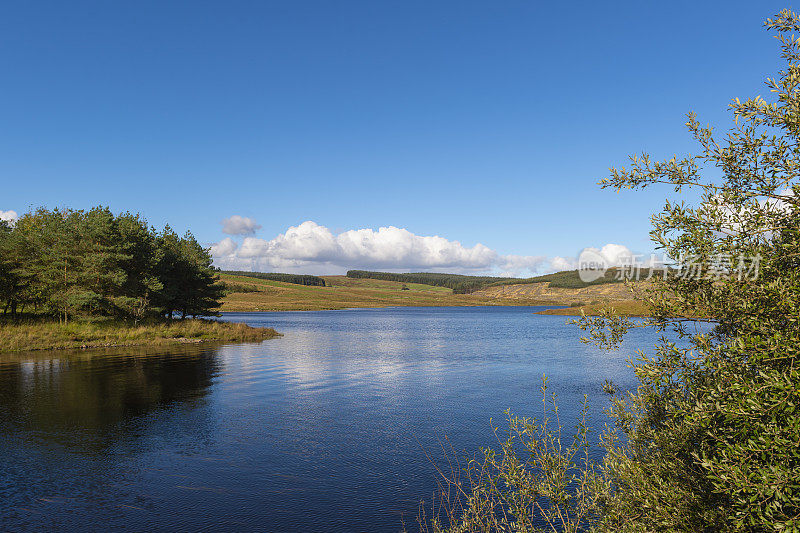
[218,271,649,315]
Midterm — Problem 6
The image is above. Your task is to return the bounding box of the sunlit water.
[0,306,673,531]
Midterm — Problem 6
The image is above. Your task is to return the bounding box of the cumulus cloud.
[221,215,262,235]
[580,243,635,267]
[548,256,576,272]
[703,187,796,239]
[211,220,546,275]
[0,210,17,223]
[210,220,643,279]
[497,254,548,273]
[210,237,237,257]
[544,244,659,273]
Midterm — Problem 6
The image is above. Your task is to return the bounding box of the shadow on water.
[0,344,223,452]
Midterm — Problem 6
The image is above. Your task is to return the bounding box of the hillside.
[472,279,635,303]
[218,273,551,311]
[345,270,515,293]
[345,268,658,292]
[218,272,647,313]
[472,280,650,316]
[488,268,667,289]
[222,271,327,286]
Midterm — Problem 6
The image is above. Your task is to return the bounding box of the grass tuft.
[0,317,281,353]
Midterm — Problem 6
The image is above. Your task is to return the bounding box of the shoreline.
[219,299,556,313]
[0,318,282,354]
[533,299,650,317]
[220,301,654,317]
[221,302,561,313]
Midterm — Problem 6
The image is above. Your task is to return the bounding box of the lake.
[0,306,660,532]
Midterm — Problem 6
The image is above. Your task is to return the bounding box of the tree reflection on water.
[0,345,222,452]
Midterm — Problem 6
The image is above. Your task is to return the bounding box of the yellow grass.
[0,318,281,353]
[218,274,551,311]
[218,274,659,316]
[535,299,652,317]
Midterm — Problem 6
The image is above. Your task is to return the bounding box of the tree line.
[345,270,515,293]
[0,206,223,322]
[489,267,670,289]
[489,269,619,288]
[223,271,327,287]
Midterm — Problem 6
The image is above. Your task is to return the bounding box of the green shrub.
[418,10,800,532]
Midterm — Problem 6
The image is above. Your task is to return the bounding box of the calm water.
[0,307,661,532]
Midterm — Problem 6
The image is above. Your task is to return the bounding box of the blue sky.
[0,1,793,274]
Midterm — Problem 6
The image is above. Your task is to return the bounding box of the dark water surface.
[0,307,662,532]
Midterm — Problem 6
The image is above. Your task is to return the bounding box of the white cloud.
[545,244,652,274]
[210,237,237,257]
[210,220,643,279]
[211,220,546,275]
[0,210,17,223]
[581,243,635,267]
[221,215,262,235]
[704,187,796,239]
[497,254,547,273]
[548,256,576,272]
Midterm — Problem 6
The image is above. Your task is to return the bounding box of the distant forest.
[345,270,515,293]
[489,269,619,289]
[490,268,667,289]
[347,268,646,292]
[223,271,327,287]
[0,206,223,321]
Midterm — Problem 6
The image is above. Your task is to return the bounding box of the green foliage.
[346,270,515,294]
[0,206,222,321]
[223,271,327,286]
[420,9,800,532]
[576,10,800,529]
[153,226,224,319]
[418,378,604,533]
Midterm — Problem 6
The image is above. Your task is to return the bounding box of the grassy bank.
[535,299,651,316]
[0,318,281,353]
